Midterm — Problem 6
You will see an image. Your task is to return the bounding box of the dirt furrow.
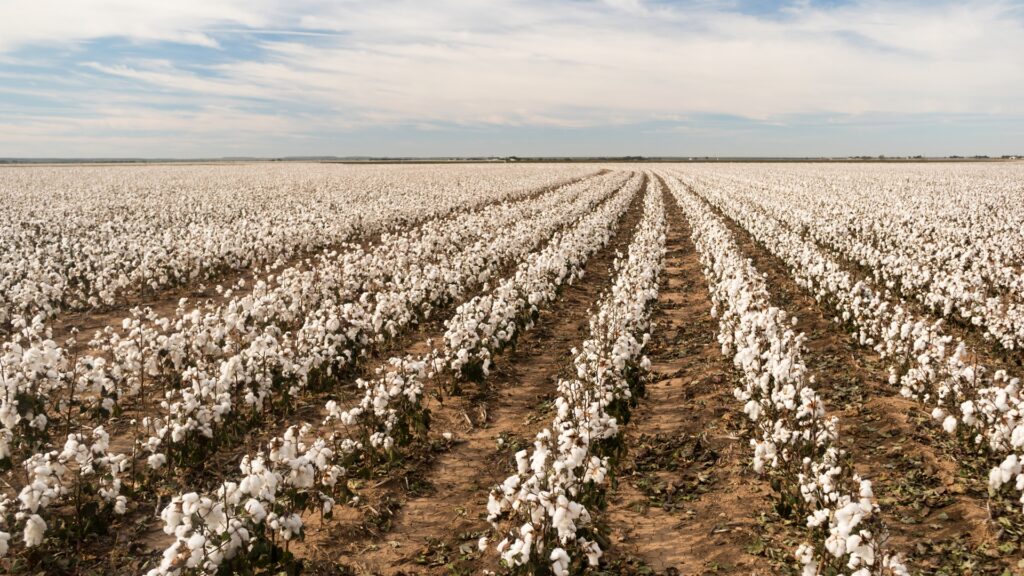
[47,171,605,345]
[792,216,1024,372]
[88,176,625,575]
[604,184,768,575]
[313,183,647,575]
[706,189,1015,573]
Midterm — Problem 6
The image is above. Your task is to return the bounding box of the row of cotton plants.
[142,172,642,576]
[0,163,595,332]
[674,164,1024,352]
[441,174,643,385]
[483,177,665,575]
[667,177,908,576]
[147,356,432,576]
[0,170,621,465]
[0,173,633,561]
[141,172,633,466]
[678,171,1024,518]
[1,170,626,457]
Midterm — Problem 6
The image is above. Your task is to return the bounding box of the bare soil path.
[311,181,647,575]
[82,175,615,575]
[703,186,1019,574]
[604,183,769,575]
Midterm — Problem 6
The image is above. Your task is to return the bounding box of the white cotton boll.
[550,547,570,576]
[24,514,46,547]
[0,531,10,558]
[743,399,761,421]
[942,416,957,434]
[478,536,488,551]
[148,453,167,470]
[515,450,529,475]
[795,543,814,564]
[858,480,873,500]
[160,501,183,535]
[807,508,829,528]
[244,498,267,523]
[114,495,127,515]
[990,455,1020,491]
[484,496,501,523]
[1011,426,1024,449]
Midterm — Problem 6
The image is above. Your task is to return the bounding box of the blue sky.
[0,0,1022,157]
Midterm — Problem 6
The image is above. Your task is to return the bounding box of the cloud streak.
[0,0,1022,156]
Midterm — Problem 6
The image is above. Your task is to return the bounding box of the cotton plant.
[680,169,1024,525]
[0,164,596,334]
[486,179,666,573]
[0,315,68,457]
[0,425,128,559]
[145,174,642,575]
[794,450,908,576]
[669,176,908,575]
[147,425,350,576]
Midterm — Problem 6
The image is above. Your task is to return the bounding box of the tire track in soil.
[604,182,769,575]
[702,188,1016,574]
[320,180,647,575]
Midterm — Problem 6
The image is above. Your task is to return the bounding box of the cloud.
[0,0,1022,156]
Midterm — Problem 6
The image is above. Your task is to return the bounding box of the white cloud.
[1,0,1022,155]
[0,0,274,51]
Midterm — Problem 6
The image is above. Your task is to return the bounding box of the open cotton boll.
[23,514,46,547]
[147,453,167,470]
[942,416,958,434]
[550,547,571,576]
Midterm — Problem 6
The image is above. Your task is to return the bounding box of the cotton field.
[1,162,1023,575]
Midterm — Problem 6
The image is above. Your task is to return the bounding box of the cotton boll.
[148,453,167,470]
[23,514,46,547]
[942,416,958,434]
[550,547,570,576]
[244,498,267,523]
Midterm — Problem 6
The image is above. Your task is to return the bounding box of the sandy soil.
[709,188,1021,574]
[604,183,769,575]
[307,181,647,575]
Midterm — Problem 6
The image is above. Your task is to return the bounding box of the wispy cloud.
[0,0,1022,156]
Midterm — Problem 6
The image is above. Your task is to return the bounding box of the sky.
[1,0,1022,158]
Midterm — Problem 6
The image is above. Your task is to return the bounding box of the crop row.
[0,172,632,564]
[678,171,1024,532]
[485,175,666,575]
[667,176,908,576]
[141,172,642,575]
